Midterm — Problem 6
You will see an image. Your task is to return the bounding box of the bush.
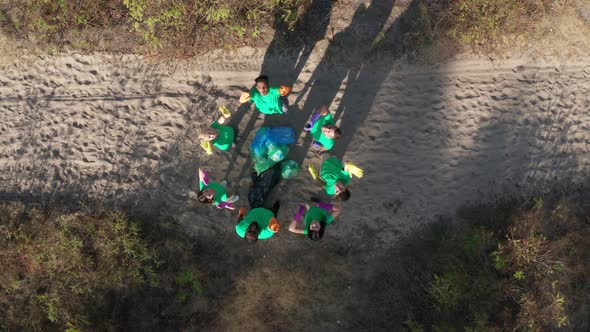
[0,203,158,330]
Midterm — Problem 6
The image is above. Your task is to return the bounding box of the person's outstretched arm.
[330,204,342,219]
[198,168,209,189]
[288,205,307,234]
[217,202,235,210]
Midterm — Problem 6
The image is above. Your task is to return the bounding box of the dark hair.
[307,221,326,241]
[255,75,269,85]
[245,222,259,243]
[333,127,342,138]
[197,190,214,204]
[336,188,350,201]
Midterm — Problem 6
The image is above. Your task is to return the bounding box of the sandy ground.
[1,49,589,245]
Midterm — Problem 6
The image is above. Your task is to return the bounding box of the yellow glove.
[218,105,231,118]
[200,140,213,155]
[345,162,364,179]
[308,164,318,181]
[239,92,250,104]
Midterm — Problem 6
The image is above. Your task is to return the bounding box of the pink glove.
[318,202,333,211]
[216,202,235,210]
[294,205,306,222]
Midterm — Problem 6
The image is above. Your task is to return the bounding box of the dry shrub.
[0,203,158,330]
[364,196,589,330]
[483,198,588,330]
[407,0,570,54]
[492,201,571,331]
[445,0,562,48]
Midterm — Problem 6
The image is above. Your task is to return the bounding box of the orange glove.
[278,86,291,97]
[269,218,280,233]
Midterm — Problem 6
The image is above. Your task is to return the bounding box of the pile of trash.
[250,127,296,174]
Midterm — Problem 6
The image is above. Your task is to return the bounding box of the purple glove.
[312,140,323,148]
[199,169,209,186]
[304,112,321,131]
[216,202,234,210]
[294,205,306,222]
[318,202,333,211]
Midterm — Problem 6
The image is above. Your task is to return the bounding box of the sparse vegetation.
[0,203,158,330]
[381,0,572,59]
[446,0,558,48]
[364,196,590,331]
[0,203,208,331]
[0,194,589,330]
[1,0,308,55]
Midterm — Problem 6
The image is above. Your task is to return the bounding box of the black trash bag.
[248,163,282,208]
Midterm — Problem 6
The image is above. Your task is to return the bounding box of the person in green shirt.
[304,105,341,152]
[197,168,239,210]
[199,114,235,152]
[240,75,291,115]
[235,201,281,243]
[288,202,341,241]
[319,156,352,201]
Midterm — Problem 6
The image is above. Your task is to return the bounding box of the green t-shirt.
[310,113,335,150]
[235,208,276,240]
[211,122,234,151]
[320,157,351,196]
[249,87,283,115]
[199,181,227,206]
[303,207,334,234]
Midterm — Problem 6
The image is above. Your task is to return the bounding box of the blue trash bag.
[250,127,270,158]
[267,127,295,146]
[250,127,296,174]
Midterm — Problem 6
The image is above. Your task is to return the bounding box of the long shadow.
[339,19,590,330]
[225,0,398,201]
[221,0,333,185]
[448,66,585,206]
[288,0,397,166]
[259,0,333,86]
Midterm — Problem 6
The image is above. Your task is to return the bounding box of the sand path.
[0,50,589,246]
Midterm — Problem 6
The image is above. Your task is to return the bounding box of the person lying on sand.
[308,155,364,201]
[198,107,235,154]
[235,201,281,243]
[288,202,341,241]
[304,105,341,152]
[197,167,239,210]
[239,75,291,115]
